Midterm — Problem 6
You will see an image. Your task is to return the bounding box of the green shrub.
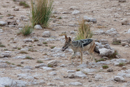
[19,1,30,8]
[31,0,53,28]
[75,20,93,40]
[20,25,33,36]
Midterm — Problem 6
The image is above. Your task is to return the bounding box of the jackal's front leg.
[70,52,76,63]
[80,51,83,64]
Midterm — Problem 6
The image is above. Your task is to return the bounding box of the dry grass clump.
[31,0,53,28]
[76,20,93,40]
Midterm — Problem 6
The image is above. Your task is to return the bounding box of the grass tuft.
[118,63,125,67]
[75,20,93,40]
[31,0,53,28]
[37,60,43,63]
[19,25,33,36]
[102,65,109,69]
[19,51,28,54]
[0,44,6,47]
[19,1,30,8]
[25,56,33,59]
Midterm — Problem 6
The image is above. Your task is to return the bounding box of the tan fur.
[63,35,95,64]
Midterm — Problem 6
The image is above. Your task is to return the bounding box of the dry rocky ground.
[0,0,130,87]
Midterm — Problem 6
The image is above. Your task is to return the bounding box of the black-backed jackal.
[62,35,95,64]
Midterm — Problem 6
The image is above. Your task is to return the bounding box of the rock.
[126,69,130,73]
[82,68,97,73]
[34,25,42,29]
[107,68,113,72]
[126,29,130,33]
[69,82,82,86]
[0,21,6,26]
[95,74,103,81]
[77,63,87,68]
[111,59,129,66]
[47,83,56,86]
[17,73,34,80]
[60,64,66,67]
[0,77,27,87]
[42,66,54,71]
[49,71,57,76]
[99,48,115,57]
[0,63,8,68]
[114,76,125,82]
[42,31,51,37]
[14,55,26,59]
[105,28,118,36]
[69,6,79,10]
[83,16,97,23]
[68,73,75,78]
[15,80,27,87]
[47,60,58,67]
[119,0,126,2]
[121,41,128,46]
[23,38,34,42]
[2,53,11,57]
[35,63,46,68]
[112,38,121,45]
[0,54,4,58]
[14,7,19,11]
[121,18,129,25]
[67,70,76,73]
[74,71,87,78]
[70,31,75,34]
[72,10,80,15]
[93,29,105,35]
[0,29,3,33]
[8,16,14,19]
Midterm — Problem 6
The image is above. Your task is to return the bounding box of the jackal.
[62,35,95,64]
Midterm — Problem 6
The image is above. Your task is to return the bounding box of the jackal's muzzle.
[62,46,68,51]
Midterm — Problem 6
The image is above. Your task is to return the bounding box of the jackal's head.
[62,35,71,51]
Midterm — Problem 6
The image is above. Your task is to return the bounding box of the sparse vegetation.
[0,44,6,47]
[75,20,93,40]
[25,56,33,59]
[95,58,106,62]
[118,63,125,67]
[112,40,121,45]
[108,50,118,58]
[102,65,109,69]
[48,64,53,67]
[76,69,80,71]
[17,48,21,50]
[28,48,37,52]
[19,1,30,8]
[43,42,47,44]
[17,64,22,67]
[19,25,33,36]
[50,46,55,49]
[19,51,28,54]
[31,0,53,28]
[6,61,11,65]
[37,60,43,63]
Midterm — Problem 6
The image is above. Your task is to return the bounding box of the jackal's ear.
[65,35,67,40]
[68,37,71,41]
